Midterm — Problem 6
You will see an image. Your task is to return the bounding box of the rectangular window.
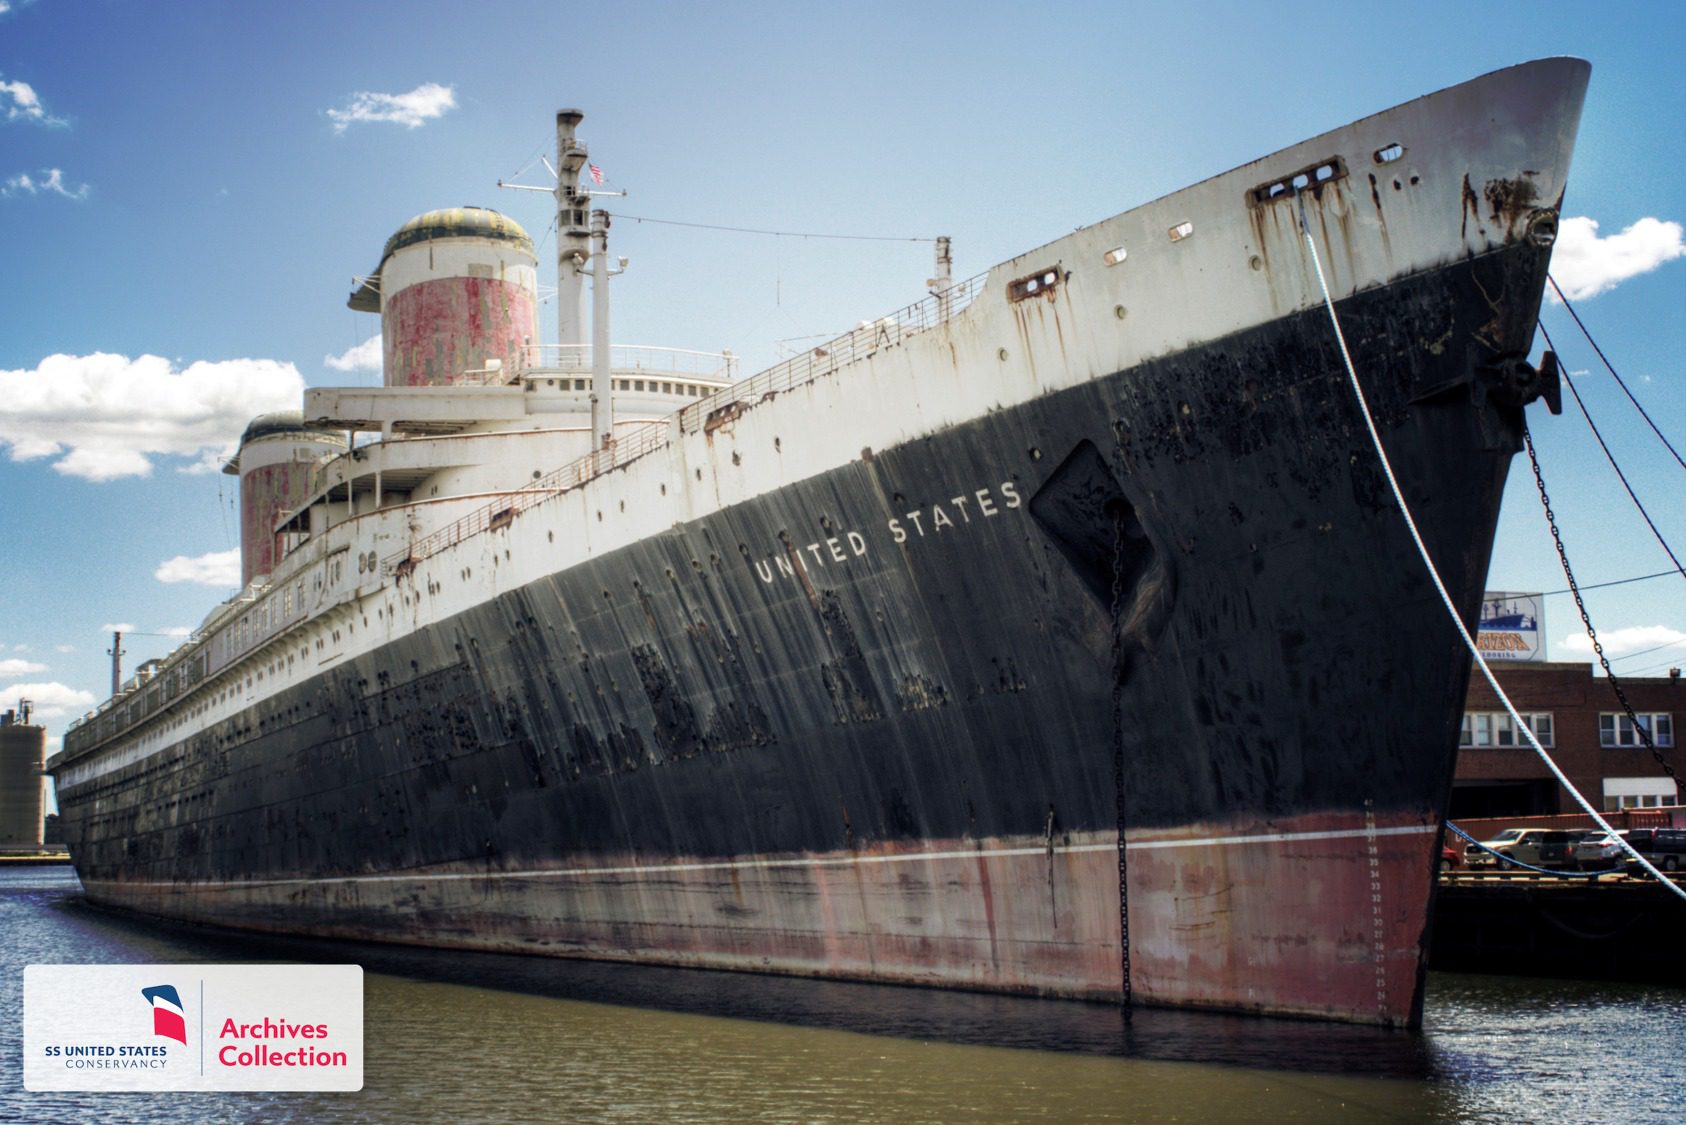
[662,382,673,394]
[635,380,645,392]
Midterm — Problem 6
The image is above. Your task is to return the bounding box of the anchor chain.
[1525,426,1676,780]
[1109,419,1134,1014]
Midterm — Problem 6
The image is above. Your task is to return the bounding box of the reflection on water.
[3,867,1682,1122]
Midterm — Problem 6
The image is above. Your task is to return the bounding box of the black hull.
[56,240,1550,1025]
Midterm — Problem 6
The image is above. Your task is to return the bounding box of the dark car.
[1623,828,1686,872]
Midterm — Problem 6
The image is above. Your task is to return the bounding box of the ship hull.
[59,241,1545,1026]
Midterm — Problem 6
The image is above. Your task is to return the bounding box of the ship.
[50,58,1590,1027]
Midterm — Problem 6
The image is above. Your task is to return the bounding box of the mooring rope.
[1292,191,1686,904]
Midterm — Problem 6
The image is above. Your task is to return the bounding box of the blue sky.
[3,0,1684,762]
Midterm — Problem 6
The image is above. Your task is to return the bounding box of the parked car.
[1439,844,1461,872]
[1622,828,1686,873]
[1463,828,1577,870]
[1573,830,1627,871]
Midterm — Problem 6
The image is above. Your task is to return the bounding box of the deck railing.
[522,343,738,380]
[386,272,987,572]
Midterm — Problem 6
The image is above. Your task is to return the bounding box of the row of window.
[1459,711,1675,749]
[551,378,713,397]
[1600,712,1674,748]
[1602,775,1679,812]
[1459,712,1553,748]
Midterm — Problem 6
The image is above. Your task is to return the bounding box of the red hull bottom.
[84,810,1439,1026]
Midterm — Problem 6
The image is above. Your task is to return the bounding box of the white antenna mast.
[501,110,592,349]
[501,110,627,452]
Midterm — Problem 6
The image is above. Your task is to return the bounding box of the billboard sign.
[1476,591,1545,662]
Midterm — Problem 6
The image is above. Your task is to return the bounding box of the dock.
[0,852,72,866]
[1430,871,1686,984]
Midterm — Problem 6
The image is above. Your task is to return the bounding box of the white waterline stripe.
[92,824,1436,892]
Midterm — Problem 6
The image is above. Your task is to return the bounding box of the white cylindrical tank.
[348,207,539,388]
[226,413,345,587]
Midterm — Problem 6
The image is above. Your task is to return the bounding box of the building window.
[1600,713,1675,749]
[1602,776,1679,811]
[1459,711,1553,748]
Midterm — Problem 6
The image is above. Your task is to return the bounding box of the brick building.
[1452,662,1684,819]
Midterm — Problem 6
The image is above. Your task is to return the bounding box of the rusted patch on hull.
[703,400,744,436]
[79,807,1438,1026]
[1483,175,1540,238]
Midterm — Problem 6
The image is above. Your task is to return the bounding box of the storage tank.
[347,206,539,387]
[224,412,345,587]
[0,702,45,850]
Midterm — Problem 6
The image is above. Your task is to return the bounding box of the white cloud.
[0,353,303,481]
[0,658,47,677]
[0,681,97,720]
[325,335,382,371]
[1,74,64,126]
[54,644,74,654]
[155,549,240,587]
[1561,625,1686,658]
[1,168,89,200]
[1550,216,1686,301]
[327,83,455,134]
[101,623,136,634]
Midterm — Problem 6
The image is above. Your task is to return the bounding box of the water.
[3,866,1683,1122]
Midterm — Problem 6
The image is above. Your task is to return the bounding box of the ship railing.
[64,627,211,736]
[387,422,673,569]
[384,272,986,574]
[522,344,739,381]
[674,272,986,435]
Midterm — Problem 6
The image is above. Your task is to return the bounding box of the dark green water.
[3,867,1682,1122]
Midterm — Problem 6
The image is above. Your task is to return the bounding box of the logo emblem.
[141,984,187,1044]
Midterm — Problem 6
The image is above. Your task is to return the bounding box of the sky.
[2,0,1684,770]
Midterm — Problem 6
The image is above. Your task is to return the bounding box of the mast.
[933,236,954,321]
[107,630,125,697]
[590,208,614,450]
[553,110,591,351]
[504,110,624,452]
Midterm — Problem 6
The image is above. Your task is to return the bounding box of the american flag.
[588,163,604,185]
[142,984,188,1045]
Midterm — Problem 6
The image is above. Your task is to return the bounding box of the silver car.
[1573,831,1626,872]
